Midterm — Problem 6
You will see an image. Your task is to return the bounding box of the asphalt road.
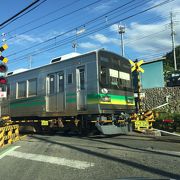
[0,133,180,180]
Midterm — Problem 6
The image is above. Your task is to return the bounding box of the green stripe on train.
[87,94,134,105]
[9,93,135,108]
[67,94,134,105]
[10,96,45,108]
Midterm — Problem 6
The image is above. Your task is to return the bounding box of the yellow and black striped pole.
[129,59,144,116]
[137,66,142,114]
[0,44,8,63]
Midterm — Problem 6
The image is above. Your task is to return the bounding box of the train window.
[100,66,108,86]
[109,69,118,86]
[49,75,55,94]
[67,74,73,84]
[119,71,130,81]
[17,81,26,98]
[110,77,118,86]
[58,73,64,92]
[79,68,85,90]
[109,69,118,78]
[28,79,37,97]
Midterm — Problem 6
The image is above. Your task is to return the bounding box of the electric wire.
[0,0,43,29]
[0,0,48,30]
[6,0,148,57]
[7,0,81,34]
[7,0,175,66]
[6,0,104,41]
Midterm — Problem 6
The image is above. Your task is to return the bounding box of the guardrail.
[0,125,19,147]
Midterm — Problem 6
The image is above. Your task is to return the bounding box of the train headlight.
[101,88,108,94]
[101,95,111,102]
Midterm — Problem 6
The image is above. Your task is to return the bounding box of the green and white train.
[3,49,135,135]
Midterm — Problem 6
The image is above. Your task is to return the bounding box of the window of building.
[67,74,73,84]
[28,79,37,97]
[17,81,26,98]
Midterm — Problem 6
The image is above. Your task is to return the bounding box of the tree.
[163,45,180,73]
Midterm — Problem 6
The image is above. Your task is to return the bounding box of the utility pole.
[29,55,32,69]
[118,24,125,57]
[170,12,177,71]
[72,42,78,52]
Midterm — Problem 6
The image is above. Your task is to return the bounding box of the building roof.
[143,57,166,65]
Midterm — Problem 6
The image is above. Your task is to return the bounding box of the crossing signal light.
[0,77,7,85]
[0,56,8,63]
[0,63,8,73]
[129,59,144,73]
[0,44,8,63]
[0,44,8,52]
[0,63,8,85]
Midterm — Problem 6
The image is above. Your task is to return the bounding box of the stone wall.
[141,87,180,113]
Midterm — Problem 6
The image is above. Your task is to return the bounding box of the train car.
[2,49,135,135]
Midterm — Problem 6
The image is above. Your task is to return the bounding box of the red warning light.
[0,64,7,73]
[0,77,7,84]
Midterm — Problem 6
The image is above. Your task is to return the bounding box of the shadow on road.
[111,135,180,144]
[30,135,180,179]
[83,137,180,159]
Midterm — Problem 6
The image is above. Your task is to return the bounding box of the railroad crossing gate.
[129,59,144,73]
[0,44,20,147]
[129,59,155,132]
[0,125,19,147]
[0,44,8,63]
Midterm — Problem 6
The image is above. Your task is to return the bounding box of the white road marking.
[7,151,94,169]
[0,146,20,159]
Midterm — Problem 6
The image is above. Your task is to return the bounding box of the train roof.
[7,49,126,77]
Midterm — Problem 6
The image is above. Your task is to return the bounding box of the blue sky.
[0,0,180,72]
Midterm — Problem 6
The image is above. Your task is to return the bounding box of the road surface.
[0,133,180,180]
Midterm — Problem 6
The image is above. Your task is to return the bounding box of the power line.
[7,0,81,34]
[1,0,48,30]
[8,0,175,63]
[7,0,137,57]
[8,0,175,65]
[6,0,104,41]
[7,0,143,42]
[0,0,42,29]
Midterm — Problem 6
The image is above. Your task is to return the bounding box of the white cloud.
[91,33,119,45]
[108,0,180,58]
[9,34,44,45]
[149,0,180,18]
[79,42,100,49]
[91,0,118,13]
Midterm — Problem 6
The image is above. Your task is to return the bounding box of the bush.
[154,112,180,132]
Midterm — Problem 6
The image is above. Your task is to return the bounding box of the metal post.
[72,42,77,52]
[170,12,177,71]
[29,55,32,69]
[118,25,125,57]
[134,60,143,115]
[137,68,142,114]
[0,100,1,119]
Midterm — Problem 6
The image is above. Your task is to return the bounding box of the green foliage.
[156,112,180,122]
[164,45,180,72]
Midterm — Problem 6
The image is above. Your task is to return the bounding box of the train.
[2,49,135,135]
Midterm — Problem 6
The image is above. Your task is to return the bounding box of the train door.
[76,66,86,111]
[46,73,57,112]
[56,72,65,112]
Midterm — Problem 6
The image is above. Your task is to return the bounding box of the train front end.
[95,50,135,134]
